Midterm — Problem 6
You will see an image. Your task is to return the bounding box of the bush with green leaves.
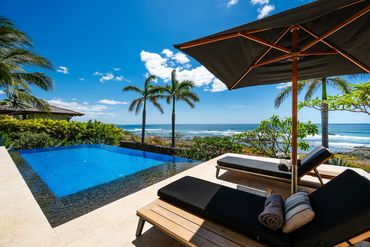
[176,136,243,161]
[235,115,318,158]
[0,118,130,150]
[328,157,352,167]
[11,131,61,150]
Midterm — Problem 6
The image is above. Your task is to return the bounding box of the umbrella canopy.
[174,0,370,193]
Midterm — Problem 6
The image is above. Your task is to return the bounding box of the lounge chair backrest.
[291,169,370,247]
[298,146,333,177]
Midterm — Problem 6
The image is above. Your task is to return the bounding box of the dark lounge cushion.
[217,156,292,179]
[298,146,333,177]
[158,176,290,247]
[292,169,370,247]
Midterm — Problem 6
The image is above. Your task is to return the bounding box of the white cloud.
[276,82,291,89]
[93,71,128,82]
[251,0,269,5]
[161,49,173,58]
[113,67,121,71]
[140,49,228,92]
[99,73,114,82]
[56,66,69,74]
[227,0,238,7]
[98,99,128,105]
[230,104,251,109]
[115,76,130,82]
[173,52,190,64]
[205,79,228,92]
[257,4,275,19]
[140,50,173,80]
[47,99,111,118]
[78,77,85,81]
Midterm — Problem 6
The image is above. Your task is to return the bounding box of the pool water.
[19,144,193,197]
[13,144,198,226]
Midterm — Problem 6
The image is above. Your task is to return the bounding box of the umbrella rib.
[239,32,291,53]
[301,5,370,53]
[299,25,370,73]
[252,54,291,68]
[230,27,291,89]
[299,51,338,56]
[177,28,270,49]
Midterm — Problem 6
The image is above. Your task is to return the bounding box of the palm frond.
[145,75,157,86]
[178,80,195,91]
[4,88,49,110]
[180,91,200,102]
[122,85,143,95]
[304,79,321,101]
[327,77,351,93]
[0,26,32,47]
[150,99,164,114]
[148,85,164,96]
[182,97,196,108]
[13,72,53,91]
[166,95,172,104]
[274,80,306,108]
[0,48,52,69]
[128,98,143,115]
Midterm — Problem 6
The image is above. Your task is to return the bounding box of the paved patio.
[0,146,368,246]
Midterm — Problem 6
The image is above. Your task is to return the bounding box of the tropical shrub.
[333,153,370,172]
[298,82,370,116]
[11,131,61,150]
[235,115,318,158]
[0,118,130,150]
[176,136,243,161]
[328,157,351,167]
[0,133,10,148]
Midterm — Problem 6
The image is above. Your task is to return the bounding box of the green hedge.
[0,117,129,150]
[176,136,243,161]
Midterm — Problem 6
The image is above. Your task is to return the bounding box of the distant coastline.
[117,123,370,153]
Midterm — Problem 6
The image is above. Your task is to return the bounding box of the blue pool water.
[19,144,193,198]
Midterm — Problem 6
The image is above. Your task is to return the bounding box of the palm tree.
[275,77,350,148]
[123,75,164,145]
[0,17,53,109]
[164,70,199,148]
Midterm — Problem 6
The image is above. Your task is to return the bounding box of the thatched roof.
[0,104,84,116]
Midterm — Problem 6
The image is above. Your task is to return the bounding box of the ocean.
[117,124,370,152]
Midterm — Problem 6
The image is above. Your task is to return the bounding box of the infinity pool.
[13,144,198,226]
[20,144,192,197]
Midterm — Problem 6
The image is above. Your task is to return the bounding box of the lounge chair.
[216,146,333,187]
[136,169,370,247]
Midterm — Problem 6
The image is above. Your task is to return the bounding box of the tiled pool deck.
[1,146,369,246]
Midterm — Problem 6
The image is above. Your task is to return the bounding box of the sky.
[1,0,369,124]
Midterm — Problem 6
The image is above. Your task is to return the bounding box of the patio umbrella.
[174,0,370,194]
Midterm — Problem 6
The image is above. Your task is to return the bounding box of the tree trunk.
[141,100,146,145]
[321,78,329,148]
[171,96,176,148]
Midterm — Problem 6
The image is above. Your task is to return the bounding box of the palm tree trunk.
[171,96,176,148]
[141,99,147,145]
[321,78,329,148]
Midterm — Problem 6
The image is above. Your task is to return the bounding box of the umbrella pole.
[291,26,299,194]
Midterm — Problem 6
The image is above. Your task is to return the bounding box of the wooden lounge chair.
[216,146,333,187]
[136,170,370,247]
